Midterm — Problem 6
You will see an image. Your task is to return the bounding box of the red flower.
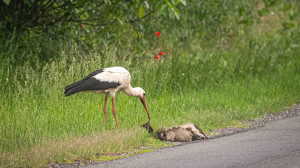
[159,51,163,56]
[155,31,161,37]
[155,55,159,60]
[81,24,85,27]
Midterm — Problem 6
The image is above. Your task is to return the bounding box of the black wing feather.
[64,69,121,96]
[82,69,105,80]
[64,69,104,91]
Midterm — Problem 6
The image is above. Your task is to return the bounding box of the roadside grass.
[1,30,300,167]
[0,128,151,167]
[1,128,172,168]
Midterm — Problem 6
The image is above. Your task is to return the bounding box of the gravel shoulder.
[209,103,300,139]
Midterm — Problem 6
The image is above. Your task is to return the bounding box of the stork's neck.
[122,85,139,97]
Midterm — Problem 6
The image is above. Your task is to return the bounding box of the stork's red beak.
[140,97,150,121]
[140,97,153,133]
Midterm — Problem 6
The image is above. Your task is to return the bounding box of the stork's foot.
[141,121,154,134]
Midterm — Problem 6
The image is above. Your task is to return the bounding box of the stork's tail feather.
[64,80,84,96]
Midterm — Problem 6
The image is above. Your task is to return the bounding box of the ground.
[49,104,300,167]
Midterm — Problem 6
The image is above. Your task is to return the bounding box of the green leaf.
[269,0,276,7]
[289,13,297,21]
[239,6,245,16]
[3,0,10,5]
[171,0,179,5]
[116,18,124,26]
[165,0,181,20]
[80,15,85,20]
[174,11,180,20]
[283,3,292,11]
[258,8,271,16]
[159,4,168,14]
[285,39,291,47]
[76,0,87,7]
[155,1,165,9]
[139,5,144,19]
[143,1,149,9]
[165,0,176,9]
[263,0,276,7]
[282,21,295,29]
[104,0,111,5]
[180,0,186,6]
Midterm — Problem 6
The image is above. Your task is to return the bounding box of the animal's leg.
[111,96,120,129]
[103,94,108,125]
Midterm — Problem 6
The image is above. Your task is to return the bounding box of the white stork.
[64,66,151,129]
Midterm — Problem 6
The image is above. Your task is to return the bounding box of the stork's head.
[133,87,146,99]
[133,87,151,122]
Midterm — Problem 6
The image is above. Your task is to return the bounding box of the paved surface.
[86,116,300,168]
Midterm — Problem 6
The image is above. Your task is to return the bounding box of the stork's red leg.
[111,96,120,129]
[103,94,108,125]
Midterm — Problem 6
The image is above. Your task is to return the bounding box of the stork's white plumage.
[64,66,151,129]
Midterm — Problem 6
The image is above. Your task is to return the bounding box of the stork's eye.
[143,93,146,96]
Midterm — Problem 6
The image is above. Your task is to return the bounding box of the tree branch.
[128,10,156,23]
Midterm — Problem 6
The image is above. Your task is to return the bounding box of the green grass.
[1,0,300,167]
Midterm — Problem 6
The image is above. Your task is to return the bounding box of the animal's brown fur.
[156,127,193,142]
[174,123,208,140]
[156,123,208,142]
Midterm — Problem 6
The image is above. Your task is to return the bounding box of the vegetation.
[1,0,300,167]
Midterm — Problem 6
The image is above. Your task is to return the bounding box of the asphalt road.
[86,116,300,168]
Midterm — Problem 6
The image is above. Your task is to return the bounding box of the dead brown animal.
[156,123,208,142]
[156,127,193,142]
